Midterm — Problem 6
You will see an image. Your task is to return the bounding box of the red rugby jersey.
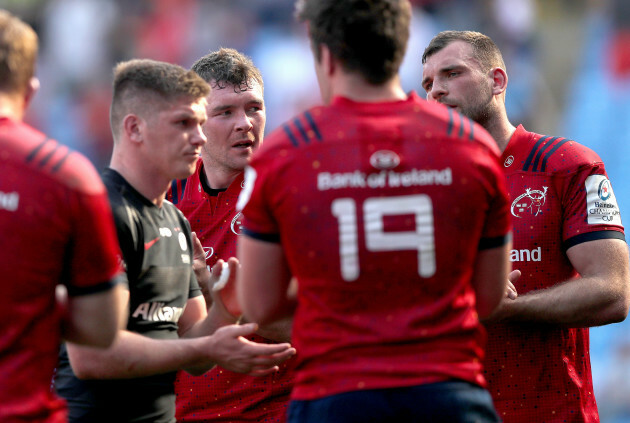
[169,161,295,422]
[484,125,625,423]
[0,117,121,423]
[239,92,512,400]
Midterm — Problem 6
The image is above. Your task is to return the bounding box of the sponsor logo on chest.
[510,247,541,262]
[131,302,184,322]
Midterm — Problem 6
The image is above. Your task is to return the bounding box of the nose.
[427,81,446,103]
[192,124,207,146]
[235,110,253,132]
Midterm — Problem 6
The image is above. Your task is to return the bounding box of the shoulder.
[163,199,191,228]
[405,93,500,157]
[2,120,107,196]
[514,126,602,173]
[266,106,325,151]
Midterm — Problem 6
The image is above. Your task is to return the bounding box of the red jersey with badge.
[239,92,512,400]
[169,160,295,422]
[484,125,625,423]
[0,118,121,422]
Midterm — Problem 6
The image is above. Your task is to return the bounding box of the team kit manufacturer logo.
[511,187,548,218]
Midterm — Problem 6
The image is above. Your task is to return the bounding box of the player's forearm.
[248,316,293,343]
[181,304,238,339]
[67,330,214,379]
[495,276,628,327]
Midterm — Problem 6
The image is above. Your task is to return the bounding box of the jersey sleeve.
[237,154,281,243]
[66,174,123,296]
[562,162,625,249]
[472,126,512,250]
[479,165,512,250]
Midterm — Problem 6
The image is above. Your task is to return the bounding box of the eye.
[447,71,459,78]
[422,82,432,93]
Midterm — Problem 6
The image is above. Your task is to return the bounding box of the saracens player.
[422,30,630,423]
[237,1,513,422]
[53,58,295,423]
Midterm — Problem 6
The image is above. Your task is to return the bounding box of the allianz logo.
[131,302,183,322]
[510,247,541,262]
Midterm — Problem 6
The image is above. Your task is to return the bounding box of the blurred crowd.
[2,0,630,421]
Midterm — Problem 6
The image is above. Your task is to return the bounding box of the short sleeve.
[476,142,512,250]
[562,163,625,248]
[238,161,281,243]
[66,187,123,296]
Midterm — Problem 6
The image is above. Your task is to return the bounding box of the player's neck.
[201,160,241,191]
[0,96,24,121]
[332,73,407,103]
[482,109,516,153]
[109,154,168,207]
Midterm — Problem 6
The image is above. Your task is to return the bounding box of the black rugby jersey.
[55,169,201,423]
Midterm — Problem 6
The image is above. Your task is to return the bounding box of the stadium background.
[1,0,629,421]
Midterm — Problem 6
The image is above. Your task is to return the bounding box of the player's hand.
[208,323,296,376]
[482,269,522,324]
[209,257,242,318]
[506,269,521,300]
[192,232,211,296]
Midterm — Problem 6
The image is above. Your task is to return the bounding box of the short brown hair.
[191,47,263,93]
[422,30,506,72]
[109,59,210,136]
[295,0,411,85]
[0,10,38,96]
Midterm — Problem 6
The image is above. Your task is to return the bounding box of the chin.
[173,166,196,180]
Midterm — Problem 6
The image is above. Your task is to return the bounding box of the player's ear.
[320,44,335,77]
[490,67,507,96]
[123,114,144,144]
[23,77,39,110]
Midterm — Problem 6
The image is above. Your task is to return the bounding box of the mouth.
[232,140,254,149]
[185,151,200,161]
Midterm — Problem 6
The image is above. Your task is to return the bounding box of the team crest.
[178,232,188,251]
[231,212,243,235]
[369,150,400,170]
[511,186,548,218]
[504,155,514,167]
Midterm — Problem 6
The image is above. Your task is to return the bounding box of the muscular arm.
[60,282,127,348]
[187,236,293,343]
[237,236,295,326]
[485,238,630,326]
[471,240,511,319]
[67,321,295,380]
